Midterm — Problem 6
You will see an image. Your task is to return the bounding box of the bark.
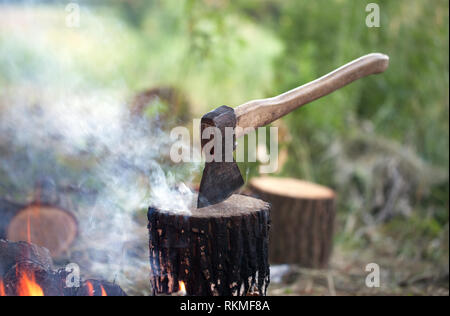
[249,177,336,268]
[3,262,65,296]
[148,194,271,296]
[0,239,53,278]
[77,279,127,297]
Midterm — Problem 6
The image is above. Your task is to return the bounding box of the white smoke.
[0,2,199,294]
[0,87,198,290]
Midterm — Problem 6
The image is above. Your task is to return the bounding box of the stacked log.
[0,239,126,296]
[0,239,52,276]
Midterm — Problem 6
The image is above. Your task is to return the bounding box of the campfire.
[0,240,126,296]
[15,268,44,296]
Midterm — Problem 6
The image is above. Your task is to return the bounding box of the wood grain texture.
[0,199,78,258]
[7,204,78,258]
[235,53,389,137]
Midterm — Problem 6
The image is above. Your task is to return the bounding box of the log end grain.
[6,204,78,257]
[250,176,335,200]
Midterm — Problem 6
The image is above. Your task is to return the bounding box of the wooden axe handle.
[235,53,389,137]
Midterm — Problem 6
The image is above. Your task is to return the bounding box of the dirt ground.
[268,245,449,296]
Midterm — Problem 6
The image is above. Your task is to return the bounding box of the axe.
[197,53,389,208]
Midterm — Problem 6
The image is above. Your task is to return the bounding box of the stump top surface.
[250,177,335,199]
[153,194,270,218]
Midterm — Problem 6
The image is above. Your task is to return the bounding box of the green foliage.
[270,0,449,176]
[0,0,448,266]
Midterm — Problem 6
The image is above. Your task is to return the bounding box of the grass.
[0,0,448,295]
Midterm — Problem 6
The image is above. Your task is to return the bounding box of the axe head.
[197,106,244,208]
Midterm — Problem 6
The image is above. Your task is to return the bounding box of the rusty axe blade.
[197,161,244,208]
[197,106,244,208]
[197,53,389,208]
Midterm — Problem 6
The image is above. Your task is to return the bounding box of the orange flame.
[26,204,42,244]
[179,281,186,294]
[26,212,32,243]
[100,285,107,296]
[86,281,94,296]
[16,271,44,296]
[0,279,6,296]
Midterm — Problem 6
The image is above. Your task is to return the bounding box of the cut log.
[77,279,128,297]
[6,204,78,258]
[148,194,271,296]
[249,177,336,268]
[0,239,53,278]
[0,199,78,258]
[3,262,64,296]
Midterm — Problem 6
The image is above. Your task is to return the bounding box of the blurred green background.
[0,0,448,295]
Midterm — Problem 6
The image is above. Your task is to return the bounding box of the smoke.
[0,2,199,294]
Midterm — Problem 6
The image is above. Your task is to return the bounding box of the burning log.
[148,194,271,296]
[3,262,64,296]
[0,199,78,258]
[249,177,336,268]
[0,239,53,277]
[0,240,126,296]
[78,280,127,297]
[0,239,59,296]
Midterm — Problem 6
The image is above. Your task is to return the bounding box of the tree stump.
[249,177,336,268]
[148,194,271,296]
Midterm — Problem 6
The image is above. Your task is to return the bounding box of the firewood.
[0,239,53,278]
[249,177,336,268]
[77,279,127,296]
[0,240,127,296]
[0,199,78,258]
[3,262,65,296]
[148,194,271,296]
